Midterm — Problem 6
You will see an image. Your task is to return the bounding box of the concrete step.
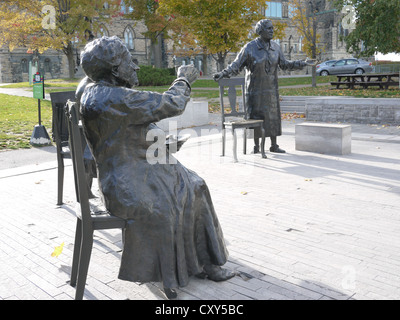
[280,96,309,113]
[281,106,305,113]
[280,95,312,101]
[280,96,308,108]
[280,101,306,106]
[280,97,306,112]
[280,96,311,104]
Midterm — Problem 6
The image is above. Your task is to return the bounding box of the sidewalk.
[0,86,51,100]
[1,116,399,300]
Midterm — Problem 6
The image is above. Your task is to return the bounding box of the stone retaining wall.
[305,97,400,124]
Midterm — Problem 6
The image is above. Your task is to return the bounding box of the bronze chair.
[218,78,266,162]
[65,100,126,300]
[50,91,76,205]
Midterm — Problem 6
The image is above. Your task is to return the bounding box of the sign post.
[30,72,51,146]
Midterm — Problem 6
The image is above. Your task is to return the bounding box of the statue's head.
[81,36,140,87]
[255,19,274,41]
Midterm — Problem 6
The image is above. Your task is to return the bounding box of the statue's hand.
[304,57,318,66]
[213,72,225,82]
[177,65,199,85]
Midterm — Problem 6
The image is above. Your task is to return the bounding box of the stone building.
[0,10,152,83]
[0,46,66,83]
[258,0,353,75]
[0,1,356,82]
[272,0,351,62]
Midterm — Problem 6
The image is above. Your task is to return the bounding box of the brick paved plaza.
[0,117,399,301]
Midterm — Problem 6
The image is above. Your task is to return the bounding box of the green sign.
[33,73,44,99]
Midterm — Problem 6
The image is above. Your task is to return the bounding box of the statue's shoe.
[269,145,286,153]
[203,265,236,282]
[163,287,177,299]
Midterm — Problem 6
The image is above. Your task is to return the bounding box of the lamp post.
[309,0,318,87]
[30,72,51,147]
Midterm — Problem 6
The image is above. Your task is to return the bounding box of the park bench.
[331,73,399,90]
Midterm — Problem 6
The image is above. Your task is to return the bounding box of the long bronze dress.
[223,38,306,137]
[80,79,229,289]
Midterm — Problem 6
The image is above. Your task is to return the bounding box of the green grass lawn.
[0,94,52,150]
[2,75,398,98]
[1,75,399,151]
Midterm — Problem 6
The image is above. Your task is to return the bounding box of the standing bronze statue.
[79,36,234,299]
[214,19,316,154]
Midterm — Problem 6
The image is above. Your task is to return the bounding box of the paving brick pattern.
[1,119,399,300]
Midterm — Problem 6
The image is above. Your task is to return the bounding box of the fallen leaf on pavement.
[51,242,64,258]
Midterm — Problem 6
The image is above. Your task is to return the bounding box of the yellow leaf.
[241,191,248,195]
[51,242,64,258]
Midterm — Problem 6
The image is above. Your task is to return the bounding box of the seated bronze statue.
[78,36,234,299]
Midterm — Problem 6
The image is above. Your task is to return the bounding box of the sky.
[374,52,400,61]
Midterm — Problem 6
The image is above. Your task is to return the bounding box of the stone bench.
[295,122,351,155]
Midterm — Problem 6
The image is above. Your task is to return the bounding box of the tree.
[158,0,284,71]
[123,0,207,69]
[288,0,323,87]
[332,0,400,57]
[123,0,172,68]
[0,0,120,78]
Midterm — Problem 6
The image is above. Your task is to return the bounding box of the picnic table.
[331,72,400,90]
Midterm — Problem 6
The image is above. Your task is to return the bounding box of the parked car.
[317,58,374,76]
[316,60,337,76]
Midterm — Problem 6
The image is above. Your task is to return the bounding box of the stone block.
[395,109,400,122]
[156,99,209,132]
[295,122,351,155]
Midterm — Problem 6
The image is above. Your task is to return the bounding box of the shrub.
[137,65,175,86]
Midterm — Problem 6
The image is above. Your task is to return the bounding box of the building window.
[21,59,28,73]
[282,2,289,18]
[266,1,282,18]
[44,58,51,73]
[121,0,133,14]
[124,27,135,50]
[299,36,303,52]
